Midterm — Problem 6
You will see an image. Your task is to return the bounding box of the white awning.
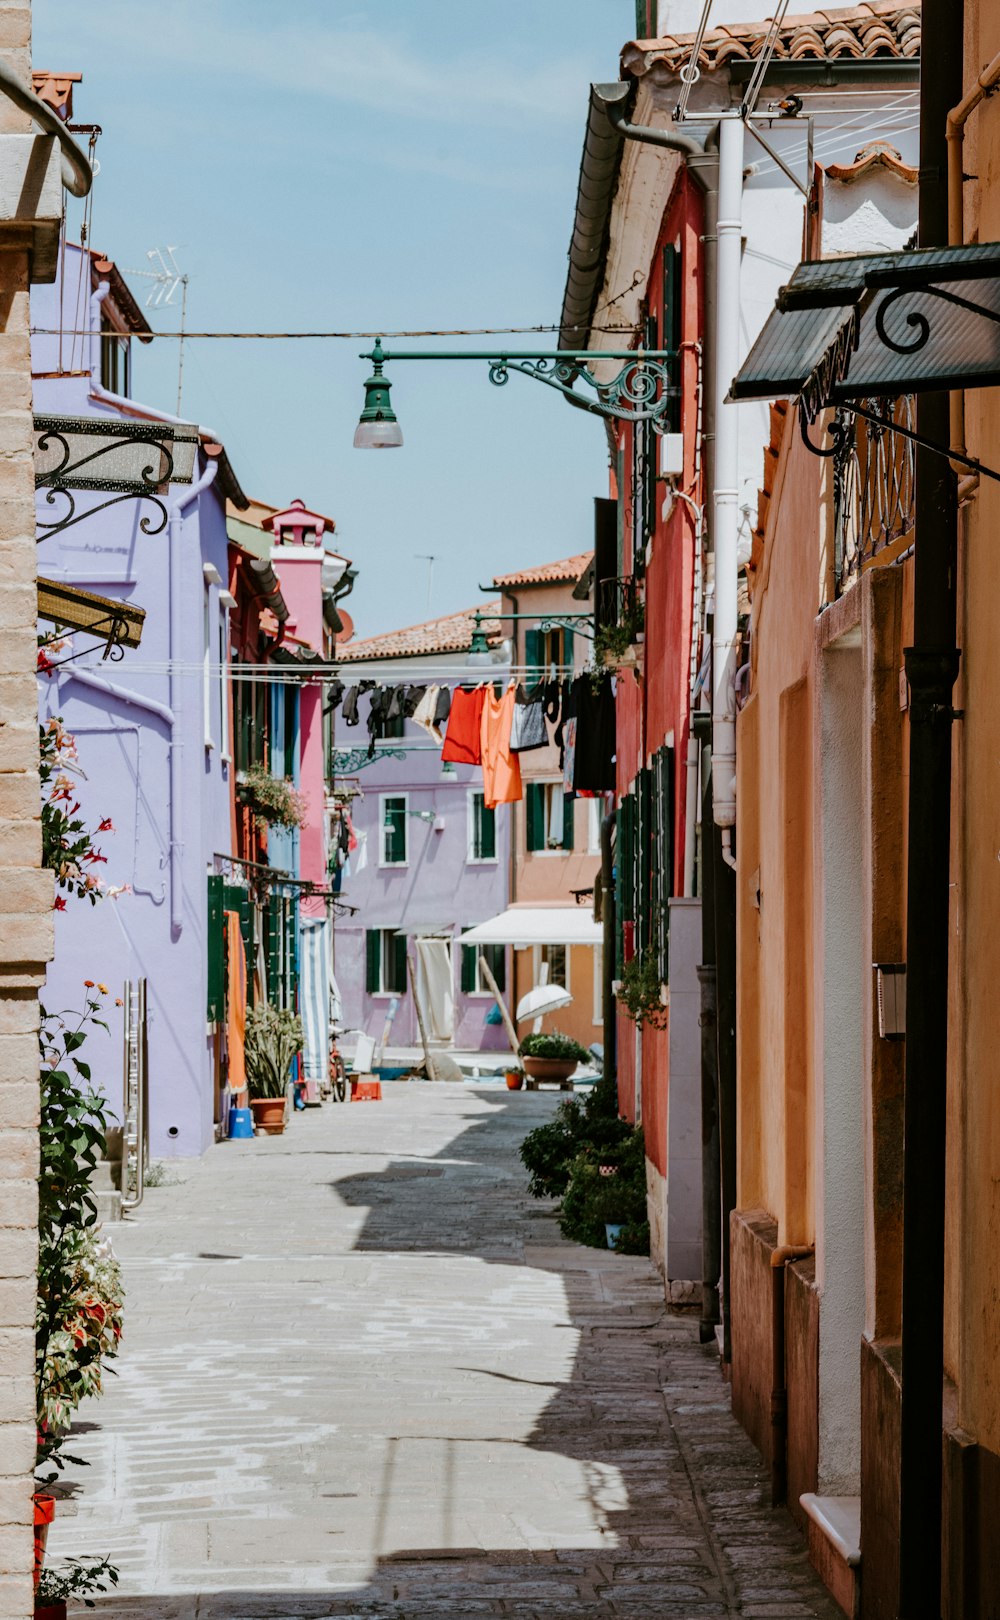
[460,906,601,949]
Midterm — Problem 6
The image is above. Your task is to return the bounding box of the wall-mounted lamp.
[874,963,906,1039]
[353,338,677,448]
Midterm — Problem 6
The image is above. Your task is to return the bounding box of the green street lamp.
[354,339,676,447]
[353,339,403,449]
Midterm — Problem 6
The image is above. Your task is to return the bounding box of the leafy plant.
[240,763,308,831]
[616,952,669,1030]
[36,1555,119,1607]
[558,1125,649,1251]
[36,992,123,1480]
[519,1030,591,1063]
[519,1071,628,1198]
[245,1002,303,1099]
[39,719,116,908]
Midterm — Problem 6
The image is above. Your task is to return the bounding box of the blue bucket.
[227,1107,254,1140]
[605,1222,625,1250]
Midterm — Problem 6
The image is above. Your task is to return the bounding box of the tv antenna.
[123,246,190,415]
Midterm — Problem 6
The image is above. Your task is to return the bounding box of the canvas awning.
[731,241,1000,414]
[460,906,601,949]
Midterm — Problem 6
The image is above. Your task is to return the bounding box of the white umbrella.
[516,983,573,1023]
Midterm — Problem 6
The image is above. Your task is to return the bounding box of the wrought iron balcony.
[832,395,915,597]
[598,575,642,634]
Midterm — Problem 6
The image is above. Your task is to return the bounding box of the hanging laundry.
[224,910,247,1096]
[544,678,563,726]
[413,685,445,744]
[342,685,361,726]
[403,684,426,718]
[562,715,577,795]
[386,685,405,722]
[355,829,369,872]
[366,686,394,758]
[324,679,345,714]
[441,685,486,765]
[510,684,547,753]
[433,687,451,726]
[572,674,617,792]
[480,682,522,808]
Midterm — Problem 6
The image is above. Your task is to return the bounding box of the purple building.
[334,604,512,1056]
[33,235,248,1157]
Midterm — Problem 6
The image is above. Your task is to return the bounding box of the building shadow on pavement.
[85,1086,839,1620]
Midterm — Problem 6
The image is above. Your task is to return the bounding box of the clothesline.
[48,662,582,681]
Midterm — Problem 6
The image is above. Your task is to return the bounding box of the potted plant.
[35,1555,118,1619]
[519,1030,591,1089]
[505,1068,524,1091]
[245,1003,303,1134]
[238,763,308,832]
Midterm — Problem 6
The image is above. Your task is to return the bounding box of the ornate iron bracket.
[360,345,677,427]
[332,746,407,773]
[36,486,168,541]
[33,414,199,542]
[873,279,1000,357]
[798,396,1000,483]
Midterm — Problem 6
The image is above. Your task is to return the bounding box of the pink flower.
[53,897,66,912]
[97,818,114,833]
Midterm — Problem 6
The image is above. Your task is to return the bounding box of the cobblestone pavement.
[51,1084,842,1619]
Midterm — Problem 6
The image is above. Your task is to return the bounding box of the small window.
[365,928,407,994]
[100,320,131,397]
[526,781,575,852]
[461,938,506,995]
[533,941,568,990]
[468,791,497,863]
[381,795,407,865]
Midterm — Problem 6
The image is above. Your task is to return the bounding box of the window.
[283,685,298,780]
[100,321,130,397]
[380,795,408,865]
[533,941,568,990]
[233,660,267,773]
[587,799,602,854]
[524,625,574,684]
[526,781,574,852]
[218,608,229,759]
[467,791,496,863]
[365,928,407,995]
[461,938,506,995]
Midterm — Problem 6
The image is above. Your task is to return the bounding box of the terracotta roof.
[88,251,154,344]
[623,5,920,76]
[338,602,503,663]
[492,552,594,589]
[825,139,918,183]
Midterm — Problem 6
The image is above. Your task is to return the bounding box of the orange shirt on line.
[480,683,522,809]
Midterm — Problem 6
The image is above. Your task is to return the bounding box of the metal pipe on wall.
[897,3,962,1611]
[601,811,618,1094]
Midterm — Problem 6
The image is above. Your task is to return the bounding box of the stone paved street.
[51,1084,841,1619]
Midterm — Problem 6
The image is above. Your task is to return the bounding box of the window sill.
[378,862,410,871]
[466,856,498,866]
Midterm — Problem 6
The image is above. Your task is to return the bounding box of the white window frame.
[532,941,569,992]
[465,940,505,997]
[587,799,602,855]
[219,592,236,764]
[531,779,571,857]
[466,789,497,865]
[202,578,215,751]
[379,792,409,867]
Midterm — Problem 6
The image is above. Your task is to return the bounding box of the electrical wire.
[29,322,641,342]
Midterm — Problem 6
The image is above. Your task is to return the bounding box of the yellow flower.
[97,983,108,994]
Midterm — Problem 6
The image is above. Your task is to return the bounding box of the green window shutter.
[461,943,477,993]
[524,628,544,686]
[562,790,575,851]
[488,942,506,993]
[480,802,496,860]
[366,929,380,993]
[662,244,682,435]
[638,768,653,958]
[206,874,224,1021]
[526,782,544,852]
[286,898,298,1007]
[384,798,407,863]
[393,932,408,994]
[562,627,574,670]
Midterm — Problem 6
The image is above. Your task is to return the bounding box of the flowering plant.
[36,989,124,1480]
[39,719,114,907]
[240,761,308,831]
[616,951,669,1030]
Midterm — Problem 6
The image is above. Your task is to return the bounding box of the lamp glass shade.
[353,417,403,450]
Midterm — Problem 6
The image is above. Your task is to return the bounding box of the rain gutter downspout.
[89,281,221,438]
[945,51,1000,492]
[167,456,220,936]
[897,3,962,1611]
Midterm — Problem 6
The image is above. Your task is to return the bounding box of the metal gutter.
[558,82,628,350]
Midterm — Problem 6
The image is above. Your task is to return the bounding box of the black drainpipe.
[897,7,962,1613]
[601,811,618,1099]
[695,718,720,1344]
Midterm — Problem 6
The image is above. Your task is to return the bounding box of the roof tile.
[492,551,593,589]
[337,601,503,662]
[625,5,919,76]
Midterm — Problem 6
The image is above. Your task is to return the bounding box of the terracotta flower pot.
[33,1493,54,1588]
[522,1056,577,1088]
[505,1070,524,1091]
[35,1602,66,1620]
[249,1097,286,1135]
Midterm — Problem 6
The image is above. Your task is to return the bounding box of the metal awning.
[37,576,145,651]
[460,906,601,949]
[731,242,1000,414]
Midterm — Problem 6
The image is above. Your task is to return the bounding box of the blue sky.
[35,1,632,635]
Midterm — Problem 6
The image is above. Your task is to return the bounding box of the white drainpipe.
[712,116,744,870]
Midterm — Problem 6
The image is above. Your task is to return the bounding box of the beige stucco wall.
[0,9,57,1616]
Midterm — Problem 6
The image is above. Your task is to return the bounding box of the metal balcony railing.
[832,396,915,597]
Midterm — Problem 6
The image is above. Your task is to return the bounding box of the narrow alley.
[50,1086,840,1620]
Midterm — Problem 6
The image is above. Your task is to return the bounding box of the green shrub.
[558,1126,648,1249]
[519,1070,626,1199]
